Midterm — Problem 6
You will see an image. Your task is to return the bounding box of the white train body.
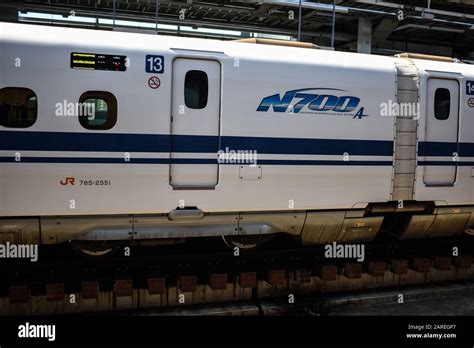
[0,23,473,246]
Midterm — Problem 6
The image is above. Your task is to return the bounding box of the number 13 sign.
[146,55,164,73]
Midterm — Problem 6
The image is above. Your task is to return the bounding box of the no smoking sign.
[148,76,161,89]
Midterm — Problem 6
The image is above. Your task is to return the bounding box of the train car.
[0,22,473,255]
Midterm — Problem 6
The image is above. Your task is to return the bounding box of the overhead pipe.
[155,0,159,34]
[352,0,474,21]
[112,0,116,29]
[331,0,336,48]
[297,0,302,41]
[405,15,472,28]
[394,24,465,33]
[266,0,395,16]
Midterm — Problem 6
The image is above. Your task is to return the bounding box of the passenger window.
[79,91,117,130]
[434,88,450,120]
[0,88,38,128]
[185,70,208,109]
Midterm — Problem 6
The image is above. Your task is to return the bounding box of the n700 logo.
[257,88,368,118]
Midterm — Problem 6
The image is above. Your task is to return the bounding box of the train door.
[170,58,221,188]
[423,78,460,186]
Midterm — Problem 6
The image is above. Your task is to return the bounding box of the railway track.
[1,235,473,315]
[122,281,474,316]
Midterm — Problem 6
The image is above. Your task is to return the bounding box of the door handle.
[168,208,204,221]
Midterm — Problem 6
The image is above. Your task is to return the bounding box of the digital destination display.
[70,52,127,71]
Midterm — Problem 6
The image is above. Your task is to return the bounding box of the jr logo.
[257,88,368,118]
[60,177,75,186]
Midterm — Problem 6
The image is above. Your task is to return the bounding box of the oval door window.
[185,70,208,109]
[434,88,450,120]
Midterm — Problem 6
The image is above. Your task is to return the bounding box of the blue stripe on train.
[418,161,474,166]
[419,142,474,157]
[0,131,473,157]
[0,157,393,166]
[0,157,473,166]
[0,130,393,156]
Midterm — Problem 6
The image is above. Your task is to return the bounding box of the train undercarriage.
[1,201,473,256]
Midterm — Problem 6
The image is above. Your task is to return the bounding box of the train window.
[79,91,117,130]
[434,88,450,120]
[185,70,208,109]
[0,88,37,128]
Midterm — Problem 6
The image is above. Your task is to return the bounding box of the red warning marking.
[148,76,161,89]
[468,98,474,108]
